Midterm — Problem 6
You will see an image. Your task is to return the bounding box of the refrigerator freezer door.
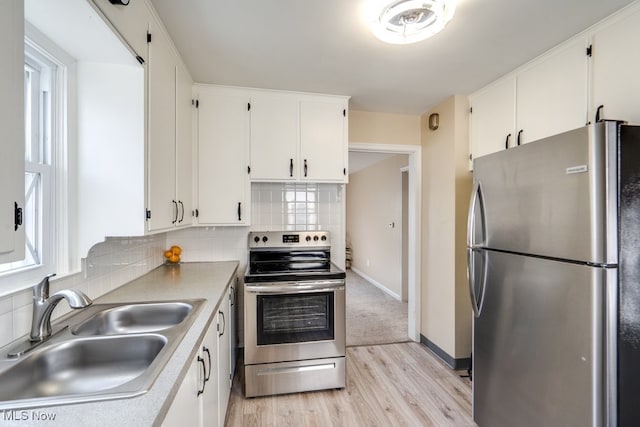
[473,250,606,427]
[472,122,619,264]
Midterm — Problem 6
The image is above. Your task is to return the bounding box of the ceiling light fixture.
[369,0,456,45]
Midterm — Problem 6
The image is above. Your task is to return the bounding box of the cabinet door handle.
[171,200,178,224]
[202,347,211,382]
[218,310,226,337]
[197,356,206,396]
[229,285,235,307]
[14,202,22,231]
[176,200,184,223]
[505,133,511,150]
[595,105,604,123]
[517,130,523,146]
[237,202,242,221]
[304,159,308,177]
[289,158,294,177]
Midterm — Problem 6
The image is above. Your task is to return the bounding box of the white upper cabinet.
[300,98,348,182]
[469,77,516,164]
[147,18,178,232]
[0,1,25,263]
[196,85,250,225]
[91,0,151,62]
[145,17,193,231]
[516,37,588,145]
[249,91,350,183]
[590,6,640,124]
[470,4,640,169]
[470,37,588,166]
[249,92,299,181]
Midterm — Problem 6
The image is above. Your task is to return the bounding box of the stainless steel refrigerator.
[467,120,640,427]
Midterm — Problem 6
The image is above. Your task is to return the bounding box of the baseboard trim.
[420,335,471,371]
[350,267,401,301]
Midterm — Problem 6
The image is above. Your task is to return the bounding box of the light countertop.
[0,261,239,427]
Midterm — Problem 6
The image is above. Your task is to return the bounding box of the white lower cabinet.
[201,322,220,426]
[229,281,238,380]
[161,348,203,427]
[163,287,236,426]
[217,287,232,427]
[162,320,217,427]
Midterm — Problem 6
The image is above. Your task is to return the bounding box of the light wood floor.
[225,342,474,426]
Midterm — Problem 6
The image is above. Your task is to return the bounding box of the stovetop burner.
[245,231,345,283]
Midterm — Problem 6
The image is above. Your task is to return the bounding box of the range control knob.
[305,235,311,242]
[253,236,260,243]
[313,235,319,241]
[262,236,268,243]
[321,235,327,241]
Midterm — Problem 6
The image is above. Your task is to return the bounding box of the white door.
[591,7,640,124]
[147,20,177,231]
[249,92,298,181]
[516,37,588,144]
[197,87,250,225]
[0,1,25,262]
[300,99,347,182]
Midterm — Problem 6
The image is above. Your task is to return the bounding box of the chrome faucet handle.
[33,273,57,300]
[29,273,92,342]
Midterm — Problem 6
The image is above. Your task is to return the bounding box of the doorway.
[347,143,421,342]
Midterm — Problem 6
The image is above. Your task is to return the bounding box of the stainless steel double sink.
[0,299,204,409]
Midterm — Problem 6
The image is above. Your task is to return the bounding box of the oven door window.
[257,292,334,345]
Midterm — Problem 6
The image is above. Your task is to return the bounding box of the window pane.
[24,171,41,265]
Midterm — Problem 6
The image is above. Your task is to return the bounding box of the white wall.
[76,61,145,257]
[346,154,408,299]
[421,95,472,360]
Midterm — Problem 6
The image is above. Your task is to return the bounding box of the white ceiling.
[149,0,635,115]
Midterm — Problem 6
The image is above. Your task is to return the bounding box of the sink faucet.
[29,273,93,342]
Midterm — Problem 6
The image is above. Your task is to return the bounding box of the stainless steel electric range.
[243,231,346,397]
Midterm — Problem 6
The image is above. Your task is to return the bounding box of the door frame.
[348,142,422,342]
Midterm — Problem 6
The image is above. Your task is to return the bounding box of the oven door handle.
[245,280,344,294]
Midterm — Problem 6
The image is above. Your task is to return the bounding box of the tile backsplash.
[0,234,166,349]
[169,182,346,269]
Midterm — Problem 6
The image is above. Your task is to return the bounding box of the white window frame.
[0,25,76,295]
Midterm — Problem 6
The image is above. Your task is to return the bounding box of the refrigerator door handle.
[467,248,488,318]
[467,180,487,248]
[467,248,480,318]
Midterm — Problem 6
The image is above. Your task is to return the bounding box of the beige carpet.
[346,270,410,346]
